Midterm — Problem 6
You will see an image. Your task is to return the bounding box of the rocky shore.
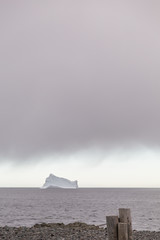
[0,222,160,240]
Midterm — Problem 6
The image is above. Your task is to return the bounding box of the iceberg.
[42,173,78,189]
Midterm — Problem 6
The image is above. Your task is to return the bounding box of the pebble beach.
[0,222,160,240]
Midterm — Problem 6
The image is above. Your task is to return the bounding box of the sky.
[0,1,160,187]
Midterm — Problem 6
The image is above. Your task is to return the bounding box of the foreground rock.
[0,222,160,240]
[0,222,105,240]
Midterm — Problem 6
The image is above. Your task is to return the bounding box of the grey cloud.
[0,1,160,160]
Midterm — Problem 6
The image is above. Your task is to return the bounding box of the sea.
[0,188,160,231]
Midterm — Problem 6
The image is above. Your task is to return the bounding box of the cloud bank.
[0,1,160,160]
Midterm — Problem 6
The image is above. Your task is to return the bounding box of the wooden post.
[106,216,118,240]
[118,223,128,240]
[119,208,132,240]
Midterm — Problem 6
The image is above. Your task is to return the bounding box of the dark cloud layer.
[0,1,160,159]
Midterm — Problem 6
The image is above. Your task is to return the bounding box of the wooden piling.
[106,216,118,240]
[118,223,128,240]
[119,208,132,240]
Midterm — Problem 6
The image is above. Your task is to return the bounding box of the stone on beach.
[0,223,160,240]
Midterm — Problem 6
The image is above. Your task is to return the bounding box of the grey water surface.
[0,188,160,231]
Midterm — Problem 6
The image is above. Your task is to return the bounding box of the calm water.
[0,188,160,231]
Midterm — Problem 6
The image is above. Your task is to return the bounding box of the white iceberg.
[42,173,78,189]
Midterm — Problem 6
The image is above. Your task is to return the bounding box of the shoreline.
[0,222,160,240]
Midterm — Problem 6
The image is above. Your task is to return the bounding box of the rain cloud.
[0,1,160,160]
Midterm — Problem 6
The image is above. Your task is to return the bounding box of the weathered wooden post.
[119,208,132,240]
[118,223,128,240]
[106,216,118,240]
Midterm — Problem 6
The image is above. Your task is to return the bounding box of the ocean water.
[0,188,160,231]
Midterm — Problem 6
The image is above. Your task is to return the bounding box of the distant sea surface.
[0,188,160,231]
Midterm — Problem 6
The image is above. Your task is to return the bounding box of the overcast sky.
[0,1,160,187]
